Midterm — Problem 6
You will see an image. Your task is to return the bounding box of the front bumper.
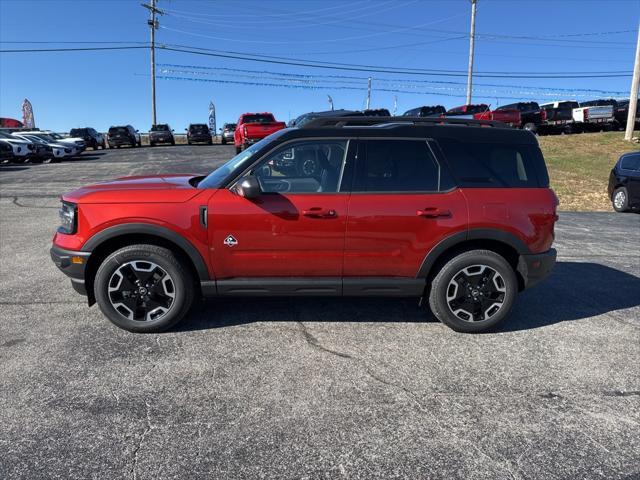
[517,248,557,290]
[50,245,91,296]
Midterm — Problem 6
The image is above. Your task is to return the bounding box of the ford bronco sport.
[51,117,557,333]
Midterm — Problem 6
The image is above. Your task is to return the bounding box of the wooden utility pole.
[466,0,477,105]
[625,22,640,141]
[366,77,372,109]
[142,1,163,126]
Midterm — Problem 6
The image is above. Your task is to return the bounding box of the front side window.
[353,140,441,192]
[251,140,349,194]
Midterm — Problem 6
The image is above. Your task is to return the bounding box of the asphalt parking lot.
[1,145,639,479]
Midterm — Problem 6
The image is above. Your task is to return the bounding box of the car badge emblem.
[224,235,238,247]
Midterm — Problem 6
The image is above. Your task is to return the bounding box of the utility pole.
[327,95,334,111]
[625,21,640,141]
[466,0,477,105]
[142,1,163,126]
[366,77,372,109]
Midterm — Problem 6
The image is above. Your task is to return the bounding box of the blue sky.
[1,0,638,132]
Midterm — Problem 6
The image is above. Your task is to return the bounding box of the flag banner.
[22,99,35,128]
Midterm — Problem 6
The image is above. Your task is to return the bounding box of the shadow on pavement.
[178,262,640,333]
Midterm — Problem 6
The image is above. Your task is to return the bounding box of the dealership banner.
[22,98,35,128]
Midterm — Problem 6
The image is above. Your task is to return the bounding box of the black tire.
[149,142,155,147]
[187,140,191,145]
[235,145,242,154]
[612,187,630,213]
[94,244,194,333]
[208,139,213,145]
[428,249,518,333]
[171,140,175,146]
[221,138,227,145]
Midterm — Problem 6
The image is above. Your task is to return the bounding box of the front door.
[343,138,468,283]
[207,138,355,293]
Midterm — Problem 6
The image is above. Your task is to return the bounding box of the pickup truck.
[573,102,615,131]
[580,99,639,130]
[540,101,580,134]
[445,104,490,119]
[447,104,520,128]
[234,113,286,153]
[493,102,547,132]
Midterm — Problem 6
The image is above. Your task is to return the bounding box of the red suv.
[51,116,557,333]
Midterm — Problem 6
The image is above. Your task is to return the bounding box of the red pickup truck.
[234,113,286,153]
[448,104,522,128]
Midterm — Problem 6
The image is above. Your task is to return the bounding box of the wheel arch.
[417,229,530,292]
[82,224,210,305]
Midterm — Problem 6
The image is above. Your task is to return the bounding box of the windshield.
[69,129,86,136]
[242,114,274,124]
[190,124,209,132]
[0,131,15,139]
[198,130,287,189]
[152,124,170,131]
[109,127,128,134]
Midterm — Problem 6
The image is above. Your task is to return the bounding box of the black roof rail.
[299,115,509,129]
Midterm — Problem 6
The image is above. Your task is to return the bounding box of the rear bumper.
[517,248,557,290]
[50,245,90,296]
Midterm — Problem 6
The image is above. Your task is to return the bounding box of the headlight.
[58,201,77,234]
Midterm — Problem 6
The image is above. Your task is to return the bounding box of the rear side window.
[620,154,640,171]
[437,139,549,188]
[354,140,443,192]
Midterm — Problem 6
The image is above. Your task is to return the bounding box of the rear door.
[343,138,468,293]
[207,138,355,291]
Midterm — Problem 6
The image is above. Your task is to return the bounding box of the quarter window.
[437,139,548,188]
[251,140,349,193]
[354,140,441,192]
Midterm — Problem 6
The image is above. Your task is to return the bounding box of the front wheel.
[612,187,630,212]
[428,250,518,333]
[94,244,194,332]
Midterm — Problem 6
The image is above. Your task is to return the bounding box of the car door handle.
[303,207,337,218]
[417,208,452,218]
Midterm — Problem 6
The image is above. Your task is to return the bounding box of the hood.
[5,138,31,145]
[63,174,203,204]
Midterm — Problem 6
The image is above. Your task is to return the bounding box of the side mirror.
[237,176,261,199]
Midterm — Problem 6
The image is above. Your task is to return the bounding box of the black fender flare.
[82,223,210,280]
[416,228,531,278]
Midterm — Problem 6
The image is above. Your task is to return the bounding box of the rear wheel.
[612,187,629,212]
[428,250,517,333]
[221,137,227,145]
[94,245,194,333]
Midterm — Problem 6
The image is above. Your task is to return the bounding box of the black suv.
[187,124,212,145]
[403,106,446,118]
[69,128,105,150]
[609,152,640,212]
[108,125,140,148]
[149,124,175,146]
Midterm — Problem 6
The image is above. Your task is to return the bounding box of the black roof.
[283,116,537,145]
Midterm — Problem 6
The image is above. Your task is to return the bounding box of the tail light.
[243,126,248,137]
[584,108,589,121]
[540,109,547,121]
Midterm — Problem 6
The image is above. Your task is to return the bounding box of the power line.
[0,43,632,78]
[0,46,149,53]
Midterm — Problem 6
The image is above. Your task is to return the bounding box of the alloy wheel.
[446,264,507,322]
[108,260,175,322]
[614,190,626,209]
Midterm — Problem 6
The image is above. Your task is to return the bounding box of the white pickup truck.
[573,102,615,129]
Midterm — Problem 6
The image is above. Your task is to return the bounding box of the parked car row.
[401,98,640,135]
[0,129,86,164]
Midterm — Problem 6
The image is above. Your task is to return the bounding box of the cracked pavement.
[1,145,639,479]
